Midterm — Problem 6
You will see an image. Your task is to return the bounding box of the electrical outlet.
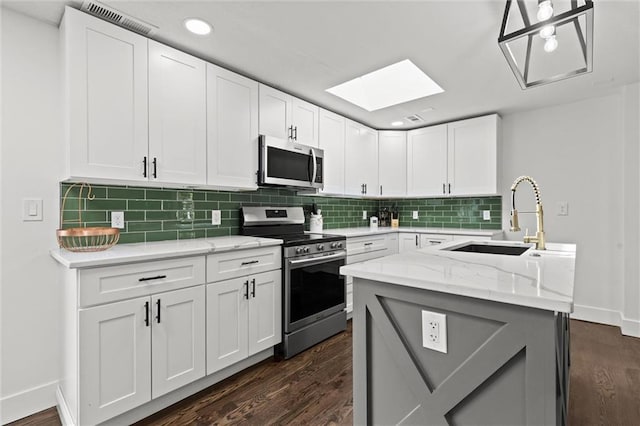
[483,210,491,221]
[362,210,367,220]
[412,211,419,219]
[557,202,569,216]
[422,310,447,353]
[111,211,125,229]
[211,210,221,225]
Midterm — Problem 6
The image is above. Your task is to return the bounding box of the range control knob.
[295,247,303,255]
[330,242,338,249]
[337,242,343,248]
[303,247,310,253]
[317,244,324,251]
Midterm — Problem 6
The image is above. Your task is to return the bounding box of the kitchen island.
[340,240,575,426]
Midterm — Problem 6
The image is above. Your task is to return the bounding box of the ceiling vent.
[404,114,424,124]
[81,1,158,36]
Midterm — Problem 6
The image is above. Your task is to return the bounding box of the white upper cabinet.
[259,84,319,146]
[407,124,448,196]
[319,108,346,194]
[148,41,207,185]
[407,114,500,197]
[378,131,407,196]
[207,64,259,189]
[344,120,379,196]
[447,114,500,195]
[63,6,149,181]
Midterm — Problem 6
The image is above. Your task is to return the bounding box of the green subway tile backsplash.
[60,183,502,244]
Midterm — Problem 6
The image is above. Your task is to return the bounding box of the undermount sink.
[447,243,530,256]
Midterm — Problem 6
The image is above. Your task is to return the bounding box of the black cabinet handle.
[241,260,259,266]
[288,126,293,139]
[448,183,451,194]
[364,183,367,194]
[442,183,445,194]
[152,157,158,179]
[380,185,382,195]
[138,275,167,282]
[156,299,161,323]
[144,301,150,327]
[416,235,418,246]
[244,280,249,299]
[364,242,373,246]
[143,156,148,178]
[251,278,256,298]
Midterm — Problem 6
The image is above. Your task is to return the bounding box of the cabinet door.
[259,84,292,140]
[206,278,249,374]
[207,64,259,189]
[79,297,151,425]
[248,270,282,355]
[407,125,448,196]
[151,286,206,398]
[319,109,345,194]
[148,41,206,185]
[378,131,407,196]
[447,115,499,195]
[345,120,379,196]
[398,233,420,252]
[291,97,319,147]
[65,7,148,181]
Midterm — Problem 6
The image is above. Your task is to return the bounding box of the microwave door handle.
[310,148,318,184]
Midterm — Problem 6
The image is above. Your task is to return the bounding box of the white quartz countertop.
[50,236,283,269]
[340,239,576,313]
[326,226,503,238]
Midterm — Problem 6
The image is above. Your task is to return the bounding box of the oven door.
[284,251,346,333]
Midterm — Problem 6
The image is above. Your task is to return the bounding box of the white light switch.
[483,210,491,221]
[362,210,367,220]
[412,211,419,219]
[23,199,43,221]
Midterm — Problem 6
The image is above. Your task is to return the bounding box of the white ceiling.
[3,0,639,129]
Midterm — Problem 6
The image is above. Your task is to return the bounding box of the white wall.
[0,8,64,424]
[501,87,639,335]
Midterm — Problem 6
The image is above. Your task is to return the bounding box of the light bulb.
[544,36,558,53]
[539,25,555,39]
[537,0,554,21]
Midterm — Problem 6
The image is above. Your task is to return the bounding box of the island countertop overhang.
[340,239,576,313]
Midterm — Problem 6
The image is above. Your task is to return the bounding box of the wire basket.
[56,183,120,252]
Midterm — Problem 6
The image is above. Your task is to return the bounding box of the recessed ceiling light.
[326,59,444,112]
[391,121,404,127]
[184,18,212,35]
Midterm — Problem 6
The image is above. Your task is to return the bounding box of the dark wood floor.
[10,319,640,425]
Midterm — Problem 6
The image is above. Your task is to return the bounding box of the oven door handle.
[287,251,346,267]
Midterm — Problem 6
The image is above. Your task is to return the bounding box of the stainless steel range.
[241,206,347,359]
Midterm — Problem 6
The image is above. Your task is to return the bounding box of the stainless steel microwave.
[258,135,324,189]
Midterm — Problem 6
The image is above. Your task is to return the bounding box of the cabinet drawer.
[419,234,453,247]
[79,257,206,307]
[207,246,281,283]
[346,235,388,257]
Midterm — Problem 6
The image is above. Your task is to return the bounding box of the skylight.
[326,59,444,112]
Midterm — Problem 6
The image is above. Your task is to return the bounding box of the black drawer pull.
[244,280,249,299]
[156,299,161,323]
[251,278,256,298]
[138,275,167,282]
[364,242,373,246]
[241,260,259,266]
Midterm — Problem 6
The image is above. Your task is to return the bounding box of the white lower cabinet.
[206,270,282,375]
[79,285,205,424]
[399,233,421,252]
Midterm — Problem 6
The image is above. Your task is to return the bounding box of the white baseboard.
[0,380,58,424]
[55,387,74,426]
[572,304,640,338]
[621,315,640,337]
